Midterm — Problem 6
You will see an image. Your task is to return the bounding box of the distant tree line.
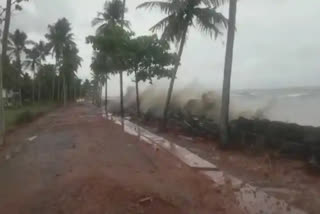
[0,0,91,144]
[1,20,89,106]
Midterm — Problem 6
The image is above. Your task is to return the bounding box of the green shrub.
[15,110,34,125]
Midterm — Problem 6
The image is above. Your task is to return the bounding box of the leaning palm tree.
[45,18,75,106]
[137,0,228,130]
[24,40,48,103]
[8,29,30,105]
[220,0,237,145]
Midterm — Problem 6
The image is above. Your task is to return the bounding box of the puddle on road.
[105,113,306,214]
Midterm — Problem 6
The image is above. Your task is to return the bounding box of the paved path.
[0,103,240,214]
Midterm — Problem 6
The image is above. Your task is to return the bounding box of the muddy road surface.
[0,103,240,214]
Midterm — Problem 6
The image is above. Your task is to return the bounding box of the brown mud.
[0,103,240,214]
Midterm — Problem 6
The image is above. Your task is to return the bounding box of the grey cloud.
[1,0,319,95]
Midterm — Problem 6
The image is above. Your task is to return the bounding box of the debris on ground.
[138,196,153,205]
[27,136,38,142]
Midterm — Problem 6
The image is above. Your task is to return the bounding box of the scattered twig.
[138,196,153,204]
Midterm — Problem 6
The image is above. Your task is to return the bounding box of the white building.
[2,89,14,99]
[2,89,14,106]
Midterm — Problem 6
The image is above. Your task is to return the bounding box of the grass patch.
[5,102,57,130]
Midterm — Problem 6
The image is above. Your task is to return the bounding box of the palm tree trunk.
[32,70,35,104]
[19,88,22,105]
[100,83,103,106]
[63,72,67,106]
[15,68,19,106]
[57,76,60,101]
[52,77,55,101]
[0,0,13,145]
[55,57,59,102]
[134,70,141,118]
[73,83,76,101]
[97,82,102,107]
[79,83,81,99]
[0,58,3,145]
[104,76,108,114]
[0,59,3,145]
[161,26,188,130]
[95,85,98,106]
[38,78,41,102]
[16,59,22,106]
[118,0,126,118]
[119,71,124,118]
[220,0,237,146]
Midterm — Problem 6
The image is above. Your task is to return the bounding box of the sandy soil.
[0,103,241,214]
[140,121,320,214]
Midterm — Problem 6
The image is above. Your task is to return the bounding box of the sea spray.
[108,83,268,121]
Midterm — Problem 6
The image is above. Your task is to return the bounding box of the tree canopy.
[126,35,176,83]
[137,0,228,43]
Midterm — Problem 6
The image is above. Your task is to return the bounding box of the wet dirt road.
[0,103,240,214]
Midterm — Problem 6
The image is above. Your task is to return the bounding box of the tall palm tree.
[0,0,27,144]
[120,0,126,119]
[24,40,48,103]
[93,0,128,118]
[220,0,237,145]
[45,18,75,106]
[37,64,56,102]
[92,0,129,32]
[91,51,113,113]
[0,0,13,145]
[8,29,30,105]
[137,0,228,130]
[91,71,104,106]
[60,45,82,104]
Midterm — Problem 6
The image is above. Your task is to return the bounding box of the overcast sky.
[1,0,320,95]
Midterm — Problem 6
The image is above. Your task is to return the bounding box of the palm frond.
[202,0,228,7]
[92,16,104,27]
[149,14,172,32]
[193,7,228,38]
[123,20,131,30]
[96,23,111,35]
[163,14,188,42]
[7,38,13,46]
[137,1,181,14]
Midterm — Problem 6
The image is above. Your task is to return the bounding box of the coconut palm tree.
[91,51,114,113]
[220,0,237,145]
[37,64,56,102]
[24,40,48,103]
[0,0,28,145]
[120,0,126,118]
[0,0,13,145]
[8,29,30,105]
[137,0,228,130]
[60,45,82,104]
[93,0,128,118]
[92,0,129,32]
[91,71,105,106]
[45,18,75,106]
[24,47,39,103]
